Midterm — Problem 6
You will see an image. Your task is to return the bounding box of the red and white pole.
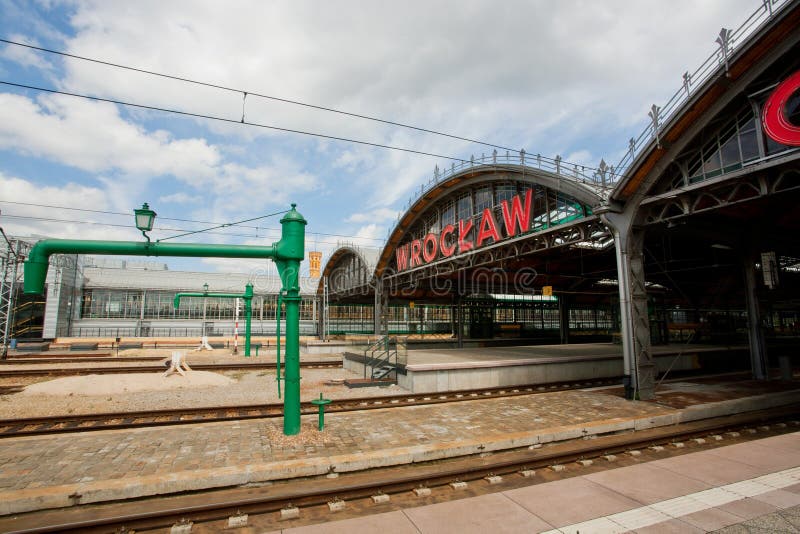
[233,297,240,354]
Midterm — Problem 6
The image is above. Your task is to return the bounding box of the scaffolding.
[1,236,31,358]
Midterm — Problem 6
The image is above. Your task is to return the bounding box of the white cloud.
[345,207,399,224]
[0,0,763,271]
[159,192,202,204]
[0,172,139,241]
[0,35,55,72]
[350,223,385,247]
[0,93,220,181]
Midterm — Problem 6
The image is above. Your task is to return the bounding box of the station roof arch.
[319,163,613,299]
[375,163,610,281]
[317,244,380,299]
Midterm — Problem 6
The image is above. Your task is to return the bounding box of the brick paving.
[0,389,667,493]
[0,381,797,515]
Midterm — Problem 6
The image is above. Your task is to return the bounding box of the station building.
[319,1,800,399]
[2,255,320,340]
[2,0,799,400]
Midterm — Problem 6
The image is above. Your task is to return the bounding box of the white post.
[233,297,240,355]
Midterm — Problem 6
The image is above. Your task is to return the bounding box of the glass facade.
[81,289,316,321]
[401,180,591,256]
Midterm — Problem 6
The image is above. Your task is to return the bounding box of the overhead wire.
[0,213,370,247]
[0,200,385,242]
[0,79,469,162]
[156,209,287,242]
[0,37,519,154]
[0,38,601,173]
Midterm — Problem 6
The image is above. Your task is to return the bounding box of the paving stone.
[1,383,799,518]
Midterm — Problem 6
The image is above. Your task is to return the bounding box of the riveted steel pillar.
[627,230,655,399]
[559,293,570,345]
[743,253,767,380]
[604,212,654,400]
[374,281,383,335]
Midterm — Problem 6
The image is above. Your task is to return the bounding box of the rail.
[0,378,623,438]
[3,407,796,533]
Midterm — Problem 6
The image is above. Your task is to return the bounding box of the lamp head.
[134,203,157,242]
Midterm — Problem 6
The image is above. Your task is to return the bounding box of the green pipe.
[282,277,301,435]
[25,203,307,436]
[276,290,284,399]
[25,241,277,295]
[173,283,254,356]
[244,283,253,357]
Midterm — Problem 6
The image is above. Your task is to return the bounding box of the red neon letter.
[763,69,800,146]
[440,224,456,257]
[395,244,409,271]
[410,239,423,267]
[422,233,438,263]
[501,188,532,237]
[458,219,474,253]
[476,208,501,247]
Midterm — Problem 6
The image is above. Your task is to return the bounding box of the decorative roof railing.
[613,0,792,179]
[388,151,615,241]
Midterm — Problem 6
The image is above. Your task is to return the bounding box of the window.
[475,186,492,212]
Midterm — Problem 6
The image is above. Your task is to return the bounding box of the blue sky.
[0,0,758,275]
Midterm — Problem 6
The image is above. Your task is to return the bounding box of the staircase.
[365,335,398,381]
[344,336,400,388]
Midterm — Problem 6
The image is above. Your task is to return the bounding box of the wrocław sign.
[395,189,536,272]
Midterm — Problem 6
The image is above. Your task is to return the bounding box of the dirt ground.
[0,349,405,418]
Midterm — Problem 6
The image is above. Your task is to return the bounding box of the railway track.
[2,357,165,364]
[0,377,620,438]
[0,360,341,378]
[4,405,798,533]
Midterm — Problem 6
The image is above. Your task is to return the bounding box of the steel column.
[604,212,655,400]
[558,293,570,344]
[743,253,768,380]
[374,282,382,335]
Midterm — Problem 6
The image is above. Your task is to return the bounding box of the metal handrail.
[387,152,616,242]
[362,335,398,380]
[612,0,792,180]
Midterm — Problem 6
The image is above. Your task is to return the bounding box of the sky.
[0,0,760,275]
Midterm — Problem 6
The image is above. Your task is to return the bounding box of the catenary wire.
[0,200,385,242]
[156,209,287,242]
[0,214,365,247]
[0,79,469,163]
[0,38,520,154]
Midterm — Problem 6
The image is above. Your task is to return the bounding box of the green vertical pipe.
[174,289,253,356]
[282,281,301,435]
[244,283,253,357]
[276,290,283,399]
[275,205,306,436]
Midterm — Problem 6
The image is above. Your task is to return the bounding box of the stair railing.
[363,335,398,380]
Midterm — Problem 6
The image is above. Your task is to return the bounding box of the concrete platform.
[0,374,797,517]
[344,343,747,393]
[272,433,800,533]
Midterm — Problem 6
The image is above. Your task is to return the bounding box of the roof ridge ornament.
[716,28,733,76]
[648,105,662,148]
